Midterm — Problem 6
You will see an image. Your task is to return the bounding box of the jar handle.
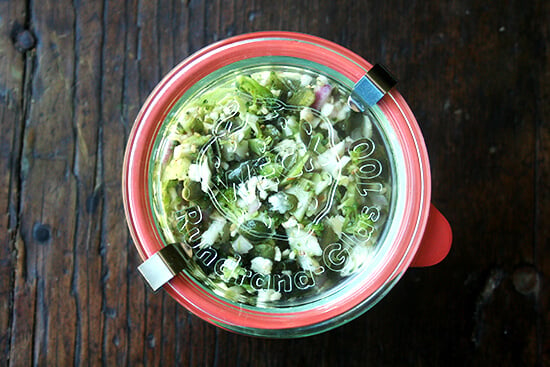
[410,204,452,267]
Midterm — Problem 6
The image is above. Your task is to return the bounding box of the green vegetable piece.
[285,179,314,222]
[340,190,358,212]
[281,153,310,185]
[180,133,211,148]
[162,180,183,210]
[195,86,234,107]
[251,243,276,259]
[261,124,281,140]
[288,87,315,106]
[343,212,376,240]
[349,138,376,164]
[285,193,298,211]
[236,75,273,99]
[226,160,256,184]
[340,182,360,230]
[216,188,245,220]
[308,222,325,236]
[265,71,291,101]
[259,162,284,179]
[181,179,201,201]
[265,71,286,91]
[239,220,273,243]
[307,133,327,154]
[299,121,312,146]
[249,137,272,156]
[179,117,204,134]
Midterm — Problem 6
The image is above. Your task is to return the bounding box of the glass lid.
[123,32,435,335]
[149,61,398,308]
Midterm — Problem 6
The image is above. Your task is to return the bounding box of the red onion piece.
[312,84,333,109]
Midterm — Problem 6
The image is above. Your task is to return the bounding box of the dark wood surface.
[1,0,548,365]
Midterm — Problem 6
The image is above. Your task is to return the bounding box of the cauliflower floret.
[287,227,322,257]
[315,140,350,178]
[250,257,273,275]
[232,235,254,254]
[199,214,227,248]
[256,177,278,199]
[237,177,261,214]
[268,192,296,214]
[188,155,212,192]
[297,253,321,272]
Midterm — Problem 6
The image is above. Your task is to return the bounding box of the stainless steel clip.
[137,243,188,291]
[348,64,397,113]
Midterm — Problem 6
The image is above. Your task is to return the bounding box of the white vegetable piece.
[199,214,226,248]
[187,163,201,182]
[300,107,315,123]
[314,140,350,177]
[281,216,298,229]
[199,156,212,192]
[268,193,291,214]
[297,253,321,272]
[286,227,322,272]
[256,177,278,199]
[188,156,212,192]
[274,246,282,262]
[285,184,313,221]
[320,102,334,117]
[237,177,261,214]
[232,235,254,254]
[256,289,282,306]
[286,227,322,257]
[300,74,313,87]
[326,215,345,237]
[250,257,273,275]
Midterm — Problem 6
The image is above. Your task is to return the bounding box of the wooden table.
[1,0,548,365]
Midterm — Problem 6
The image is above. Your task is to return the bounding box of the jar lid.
[123,32,431,336]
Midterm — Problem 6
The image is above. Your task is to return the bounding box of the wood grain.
[1,1,26,366]
[0,0,548,366]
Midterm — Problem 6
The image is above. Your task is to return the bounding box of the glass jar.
[122,31,452,338]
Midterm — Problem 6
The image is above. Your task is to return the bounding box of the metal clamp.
[348,64,397,113]
[138,243,189,291]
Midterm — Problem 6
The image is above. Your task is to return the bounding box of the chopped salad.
[152,66,392,306]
